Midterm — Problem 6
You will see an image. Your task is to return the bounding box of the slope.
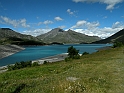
[93,29,124,44]
[37,28,101,44]
[0,28,38,40]
[0,28,44,45]
[0,47,124,93]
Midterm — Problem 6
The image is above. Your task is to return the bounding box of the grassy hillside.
[0,47,124,93]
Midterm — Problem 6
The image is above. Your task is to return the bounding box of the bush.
[82,52,89,55]
[65,57,71,62]
[7,61,39,71]
[32,62,40,66]
[65,46,80,62]
[113,42,123,48]
[67,46,80,59]
[43,61,49,64]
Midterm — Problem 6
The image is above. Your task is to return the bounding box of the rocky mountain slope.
[0,28,37,40]
[0,28,44,45]
[0,45,25,59]
[93,29,124,44]
[37,28,101,44]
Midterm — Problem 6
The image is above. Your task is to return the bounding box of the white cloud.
[103,16,108,19]
[54,16,63,21]
[43,20,53,25]
[67,9,74,15]
[0,16,30,28]
[70,20,124,38]
[58,25,66,29]
[72,0,123,10]
[112,21,124,28]
[71,20,100,30]
[122,15,124,18]
[38,22,42,26]
[22,28,51,37]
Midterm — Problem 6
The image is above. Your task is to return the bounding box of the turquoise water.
[0,44,111,66]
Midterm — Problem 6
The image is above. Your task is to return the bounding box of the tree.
[67,46,80,59]
[113,42,123,48]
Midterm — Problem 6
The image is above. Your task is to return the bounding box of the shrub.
[65,46,80,62]
[65,57,71,62]
[82,52,89,55]
[7,61,39,71]
[32,62,39,66]
[43,61,49,64]
[113,42,123,48]
[67,46,80,59]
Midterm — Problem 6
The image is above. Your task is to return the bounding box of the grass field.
[0,47,124,93]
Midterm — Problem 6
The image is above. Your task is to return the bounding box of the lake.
[0,44,112,66]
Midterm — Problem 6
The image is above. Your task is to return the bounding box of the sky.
[0,0,124,38]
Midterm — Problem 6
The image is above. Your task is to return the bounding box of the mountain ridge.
[0,28,38,40]
[92,29,124,44]
[0,28,44,45]
[37,28,101,44]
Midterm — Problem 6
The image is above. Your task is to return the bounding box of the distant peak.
[68,29,73,31]
[51,28,64,32]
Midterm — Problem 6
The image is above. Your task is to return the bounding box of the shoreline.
[32,53,68,64]
[0,53,68,73]
[0,45,112,73]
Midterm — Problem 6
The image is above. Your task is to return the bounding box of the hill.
[37,28,101,44]
[0,28,44,45]
[0,46,124,93]
[0,28,37,40]
[93,29,124,44]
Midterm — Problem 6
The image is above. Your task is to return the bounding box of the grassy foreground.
[0,47,124,93]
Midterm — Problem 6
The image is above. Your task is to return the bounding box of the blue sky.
[0,0,124,38]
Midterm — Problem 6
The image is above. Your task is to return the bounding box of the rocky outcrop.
[0,45,25,59]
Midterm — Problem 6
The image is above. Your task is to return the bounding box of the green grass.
[0,47,124,93]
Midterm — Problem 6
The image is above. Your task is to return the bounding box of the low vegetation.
[112,41,123,48]
[82,52,89,55]
[65,46,80,62]
[0,46,124,93]
[7,61,39,71]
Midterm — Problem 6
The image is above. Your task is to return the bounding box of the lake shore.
[0,45,25,73]
[32,53,68,64]
[0,44,112,73]
[0,53,68,73]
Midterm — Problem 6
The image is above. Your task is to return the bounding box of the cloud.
[67,9,74,15]
[103,16,108,19]
[72,0,123,10]
[122,16,124,18]
[54,16,63,21]
[38,22,42,26]
[112,21,124,28]
[70,20,124,38]
[58,25,66,29]
[0,16,30,28]
[71,20,100,30]
[43,20,53,25]
[22,28,51,37]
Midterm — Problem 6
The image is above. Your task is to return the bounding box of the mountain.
[0,28,44,45]
[92,29,124,44]
[37,28,101,44]
[0,28,37,40]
